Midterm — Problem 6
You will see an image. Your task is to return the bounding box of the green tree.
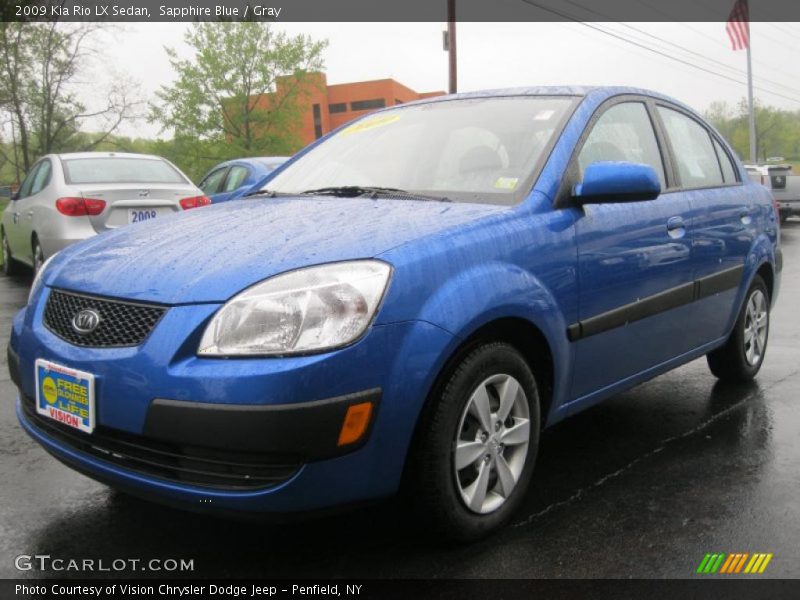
[0,22,138,182]
[150,23,327,180]
[705,98,800,164]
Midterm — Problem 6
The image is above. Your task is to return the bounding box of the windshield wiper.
[243,189,284,198]
[299,186,451,202]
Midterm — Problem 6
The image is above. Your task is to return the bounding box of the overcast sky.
[96,21,800,138]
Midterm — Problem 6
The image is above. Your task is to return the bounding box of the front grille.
[21,396,302,490]
[44,289,166,347]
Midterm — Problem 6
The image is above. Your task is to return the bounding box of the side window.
[199,167,229,195]
[30,159,52,195]
[712,138,737,184]
[657,106,724,188]
[17,162,41,199]
[578,102,666,188]
[223,166,249,192]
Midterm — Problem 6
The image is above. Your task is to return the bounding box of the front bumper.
[10,289,456,513]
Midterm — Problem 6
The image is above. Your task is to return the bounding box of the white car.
[2,152,208,275]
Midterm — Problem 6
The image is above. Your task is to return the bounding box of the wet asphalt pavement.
[1,224,799,580]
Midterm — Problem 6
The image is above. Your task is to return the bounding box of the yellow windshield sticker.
[343,114,401,135]
[494,177,519,190]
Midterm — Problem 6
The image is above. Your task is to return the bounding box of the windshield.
[62,157,188,185]
[266,96,576,204]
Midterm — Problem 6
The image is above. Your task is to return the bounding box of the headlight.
[198,260,392,357]
[28,253,58,305]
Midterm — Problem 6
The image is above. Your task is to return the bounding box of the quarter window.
[657,106,724,188]
[712,138,737,184]
[578,102,666,188]
[30,159,52,195]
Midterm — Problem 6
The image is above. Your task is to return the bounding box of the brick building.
[266,72,444,151]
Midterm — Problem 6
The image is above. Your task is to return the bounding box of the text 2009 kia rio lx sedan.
[9,87,781,540]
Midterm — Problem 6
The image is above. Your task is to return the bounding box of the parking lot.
[0,222,798,579]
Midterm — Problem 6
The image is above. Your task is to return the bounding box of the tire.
[1,229,22,276]
[405,342,541,542]
[707,275,770,383]
[31,237,44,276]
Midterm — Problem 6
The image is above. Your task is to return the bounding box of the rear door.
[569,98,695,400]
[11,159,52,263]
[655,105,753,346]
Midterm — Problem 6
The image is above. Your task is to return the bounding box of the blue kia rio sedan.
[198,156,290,204]
[8,87,781,540]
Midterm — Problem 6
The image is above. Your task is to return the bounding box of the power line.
[517,0,800,105]
[554,0,800,98]
[625,0,800,88]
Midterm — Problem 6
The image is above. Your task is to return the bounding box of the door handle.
[666,216,686,238]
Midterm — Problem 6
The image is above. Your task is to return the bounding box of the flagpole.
[747,24,756,163]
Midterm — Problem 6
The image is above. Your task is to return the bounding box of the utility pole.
[447,0,457,94]
[746,36,756,163]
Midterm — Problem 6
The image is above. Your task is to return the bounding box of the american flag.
[726,0,750,51]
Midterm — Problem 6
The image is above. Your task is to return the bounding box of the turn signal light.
[337,401,373,446]
[179,195,211,210]
[55,197,106,216]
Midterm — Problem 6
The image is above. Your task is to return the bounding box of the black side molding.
[143,388,381,461]
[568,264,745,342]
[776,247,783,273]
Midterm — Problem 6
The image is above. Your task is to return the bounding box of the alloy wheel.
[453,373,531,514]
[33,242,44,275]
[743,289,768,366]
[2,233,9,272]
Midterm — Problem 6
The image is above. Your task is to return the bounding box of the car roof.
[55,152,167,161]
[381,85,697,114]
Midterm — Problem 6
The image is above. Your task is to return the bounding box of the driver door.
[569,99,695,401]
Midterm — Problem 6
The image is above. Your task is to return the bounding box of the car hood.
[47,196,506,304]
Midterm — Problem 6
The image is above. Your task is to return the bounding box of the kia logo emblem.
[71,309,101,335]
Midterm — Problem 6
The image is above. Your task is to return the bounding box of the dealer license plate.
[128,209,159,224]
[35,359,95,433]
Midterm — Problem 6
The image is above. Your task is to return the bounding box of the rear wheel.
[405,342,540,541]
[707,275,770,382]
[1,229,22,276]
[32,237,44,276]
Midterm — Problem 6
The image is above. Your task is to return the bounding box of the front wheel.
[405,342,540,541]
[707,275,770,382]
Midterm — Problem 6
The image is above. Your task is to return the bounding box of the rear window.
[62,157,187,185]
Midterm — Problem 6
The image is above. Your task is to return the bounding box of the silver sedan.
[2,152,208,275]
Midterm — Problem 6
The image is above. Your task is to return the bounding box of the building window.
[350,98,386,111]
[328,102,347,114]
[312,104,323,139]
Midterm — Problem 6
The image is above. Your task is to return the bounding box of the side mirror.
[10,191,19,201]
[573,161,661,204]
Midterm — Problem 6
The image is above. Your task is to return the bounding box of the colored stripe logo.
[696,553,773,574]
